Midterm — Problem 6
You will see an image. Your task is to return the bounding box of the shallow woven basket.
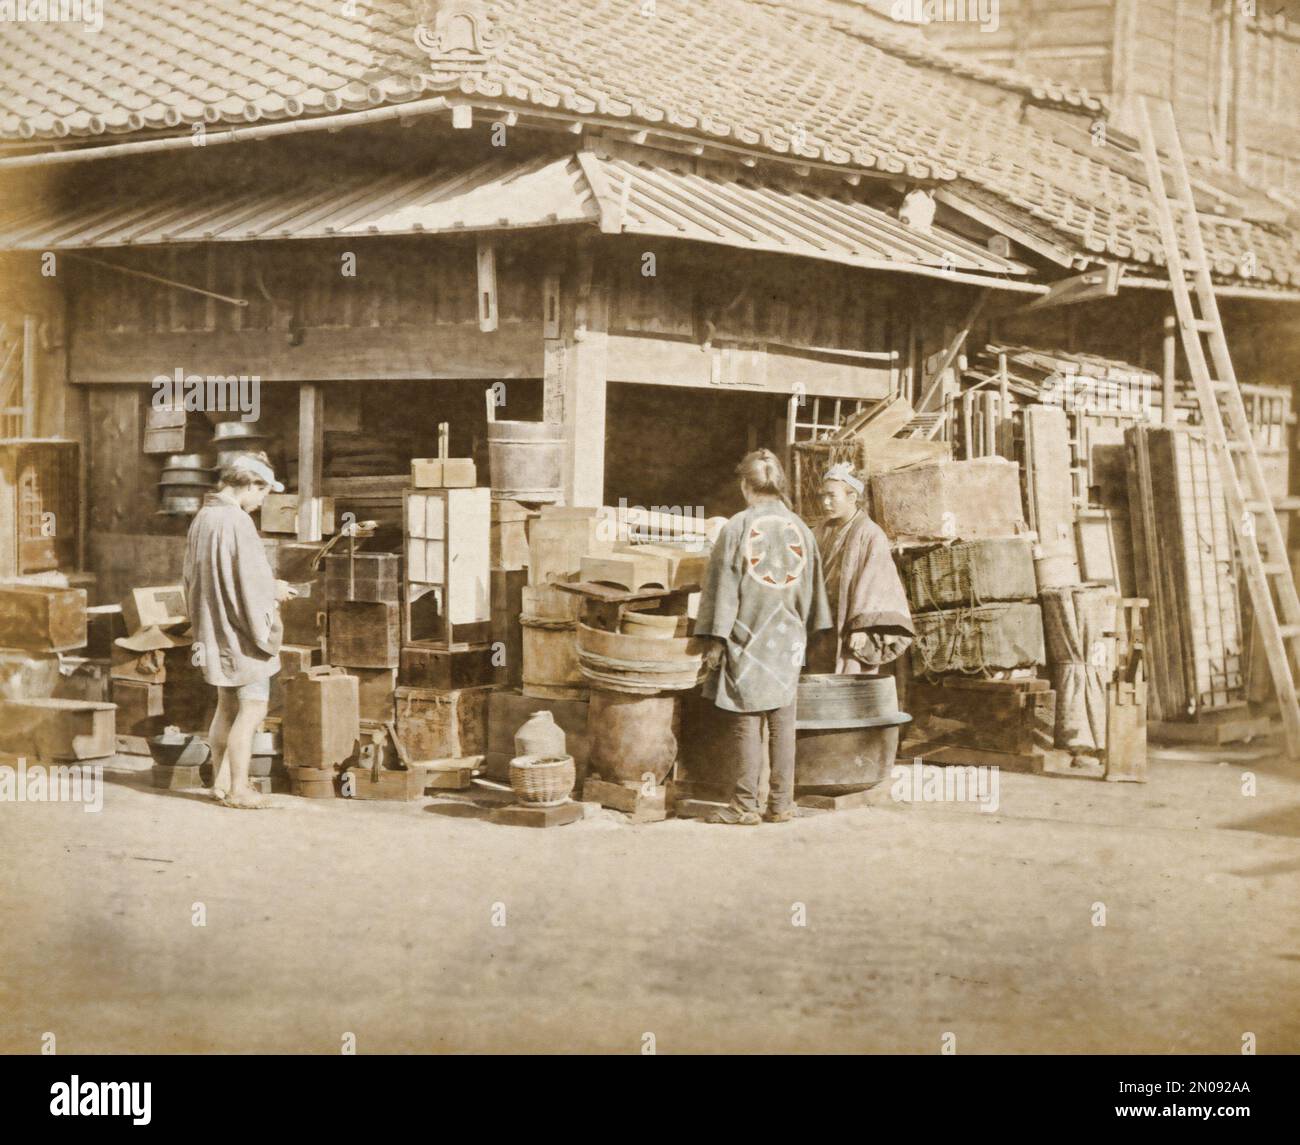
[509,754,576,807]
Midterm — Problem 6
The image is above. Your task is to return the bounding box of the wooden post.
[1162,313,1177,426]
[566,273,609,508]
[477,239,498,334]
[297,383,324,543]
[544,245,608,508]
[22,315,37,438]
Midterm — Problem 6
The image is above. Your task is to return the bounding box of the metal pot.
[162,454,211,470]
[795,674,901,729]
[158,492,205,515]
[212,421,270,442]
[158,469,215,487]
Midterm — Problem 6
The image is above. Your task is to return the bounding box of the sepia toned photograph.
[0,0,1296,1099]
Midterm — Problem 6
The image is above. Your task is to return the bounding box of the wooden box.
[267,643,321,717]
[260,494,335,536]
[323,552,402,605]
[610,543,708,590]
[527,506,608,587]
[347,666,399,724]
[121,585,188,633]
[491,500,533,572]
[412,458,477,488]
[0,440,80,578]
[394,685,490,762]
[0,697,115,760]
[327,601,401,669]
[282,667,359,768]
[343,763,431,802]
[399,642,496,691]
[871,458,1025,543]
[111,678,166,737]
[0,585,87,652]
[279,595,324,647]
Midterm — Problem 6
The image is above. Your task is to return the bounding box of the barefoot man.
[184,451,292,809]
[811,462,914,675]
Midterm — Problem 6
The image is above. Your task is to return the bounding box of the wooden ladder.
[1136,97,1300,758]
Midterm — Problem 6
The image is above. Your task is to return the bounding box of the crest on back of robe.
[695,502,833,713]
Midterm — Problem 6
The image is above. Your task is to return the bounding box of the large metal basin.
[794,674,909,793]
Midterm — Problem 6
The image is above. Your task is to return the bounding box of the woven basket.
[509,754,576,807]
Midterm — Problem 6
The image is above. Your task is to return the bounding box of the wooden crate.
[400,642,496,691]
[907,677,1056,756]
[323,551,401,605]
[347,666,399,724]
[0,585,87,652]
[394,685,490,762]
[110,678,166,738]
[326,601,401,669]
[282,667,359,768]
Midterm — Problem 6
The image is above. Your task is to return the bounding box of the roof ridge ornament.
[413,0,509,87]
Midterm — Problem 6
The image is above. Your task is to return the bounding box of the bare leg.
[224,697,268,804]
[207,688,237,798]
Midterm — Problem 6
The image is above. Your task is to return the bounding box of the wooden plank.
[21,315,36,437]
[69,323,544,383]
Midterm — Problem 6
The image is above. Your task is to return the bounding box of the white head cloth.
[822,462,864,496]
[227,454,285,492]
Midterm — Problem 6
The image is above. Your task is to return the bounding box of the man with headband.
[184,450,292,809]
[811,462,914,674]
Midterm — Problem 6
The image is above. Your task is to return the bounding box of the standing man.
[695,449,833,825]
[812,462,913,675]
[184,451,291,810]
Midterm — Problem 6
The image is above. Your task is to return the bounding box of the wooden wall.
[923,0,1300,193]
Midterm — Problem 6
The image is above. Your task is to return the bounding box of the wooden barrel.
[520,585,586,700]
[487,420,564,503]
[588,688,681,785]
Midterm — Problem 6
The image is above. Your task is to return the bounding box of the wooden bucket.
[575,623,705,694]
[487,420,564,503]
[288,765,337,799]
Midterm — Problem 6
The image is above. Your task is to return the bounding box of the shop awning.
[0,150,1035,285]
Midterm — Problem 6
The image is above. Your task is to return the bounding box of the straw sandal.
[707,807,761,826]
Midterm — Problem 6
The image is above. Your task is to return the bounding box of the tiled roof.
[0,0,1296,284]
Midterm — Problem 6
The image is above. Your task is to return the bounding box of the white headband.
[228,455,284,492]
[823,463,864,495]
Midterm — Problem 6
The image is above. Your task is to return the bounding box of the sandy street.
[2,751,1299,1055]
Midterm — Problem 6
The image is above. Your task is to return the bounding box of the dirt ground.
[2,747,1299,1055]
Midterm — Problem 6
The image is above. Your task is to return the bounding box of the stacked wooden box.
[0,583,116,761]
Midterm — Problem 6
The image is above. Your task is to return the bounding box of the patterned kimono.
[695,500,833,713]
[812,510,914,675]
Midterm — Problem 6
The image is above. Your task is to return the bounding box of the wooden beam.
[297,384,324,543]
[932,189,1079,268]
[917,291,988,423]
[69,324,544,383]
[1017,263,1122,313]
